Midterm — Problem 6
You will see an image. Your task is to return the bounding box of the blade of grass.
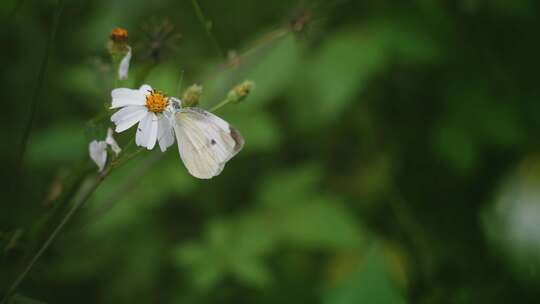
[1,170,107,304]
[14,0,64,192]
[190,0,224,58]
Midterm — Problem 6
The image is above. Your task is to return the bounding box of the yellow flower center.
[145,91,169,113]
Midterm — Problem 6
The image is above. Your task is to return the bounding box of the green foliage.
[175,165,364,290]
[2,1,540,303]
[323,245,406,304]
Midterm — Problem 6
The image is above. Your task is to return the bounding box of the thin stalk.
[79,152,164,229]
[14,0,64,191]
[209,98,230,112]
[1,170,108,304]
[2,135,137,302]
[134,63,157,87]
[190,0,224,58]
[110,147,144,169]
[175,69,185,97]
[202,27,290,84]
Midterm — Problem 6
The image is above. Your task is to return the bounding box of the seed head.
[227,80,255,104]
[182,84,203,107]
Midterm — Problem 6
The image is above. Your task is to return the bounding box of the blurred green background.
[3,0,540,303]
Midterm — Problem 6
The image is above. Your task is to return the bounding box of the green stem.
[190,0,224,58]
[80,152,164,229]
[14,0,64,192]
[135,63,157,87]
[110,147,144,169]
[1,170,108,304]
[175,69,185,97]
[209,98,230,112]
[2,134,140,302]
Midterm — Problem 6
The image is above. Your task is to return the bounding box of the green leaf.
[277,199,363,250]
[257,164,324,208]
[288,21,441,129]
[221,109,281,153]
[324,245,407,304]
[432,120,478,174]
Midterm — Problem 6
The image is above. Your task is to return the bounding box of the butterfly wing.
[174,108,244,179]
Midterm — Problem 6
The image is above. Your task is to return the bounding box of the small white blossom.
[118,46,132,80]
[110,84,175,151]
[105,128,121,155]
[88,128,121,172]
[89,141,108,172]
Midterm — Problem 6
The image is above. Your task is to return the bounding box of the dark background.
[2,0,540,303]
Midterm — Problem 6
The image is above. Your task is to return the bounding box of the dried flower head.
[108,27,130,54]
[182,84,203,107]
[110,27,129,42]
[106,27,132,80]
[290,11,311,32]
[140,19,182,63]
[227,80,255,104]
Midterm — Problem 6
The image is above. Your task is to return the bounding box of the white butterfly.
[171,105,244,179]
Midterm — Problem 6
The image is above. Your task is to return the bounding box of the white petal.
[111,88,146,109]
[139,84,153,94]
[105,128,122,155]
[111,105,148,133]
[136,112,154,149]
[111,105,144,122]
[89,140,108,172]
[118,47,132,80]
[146,113,159,150]
[135,121,143,146]
[157,115,175,152]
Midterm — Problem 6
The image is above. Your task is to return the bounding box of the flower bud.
[107,27,130,60]
[182,84,203,107]
[110,27,128,42]
[227,80,255,104]
[106,27,132,80]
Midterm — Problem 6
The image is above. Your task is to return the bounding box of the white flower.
[105,128,121,154]
[89,141,108,172]
[110,84,175,151]
[118,46,132,80]
[89,128,121,172]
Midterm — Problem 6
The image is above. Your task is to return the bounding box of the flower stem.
[110,147,144,169]
[209,98,230,112]
[134,63,157,87]
[13,0,64,194]
[1,170,108,304]
[2,133,139,302]
[190,0,224,58]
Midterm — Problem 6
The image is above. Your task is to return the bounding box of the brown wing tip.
[229,127,244,154]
